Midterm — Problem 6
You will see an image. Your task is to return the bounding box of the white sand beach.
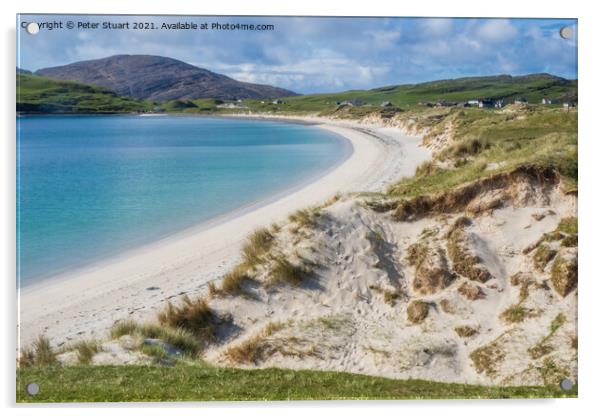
[19,117,430,347]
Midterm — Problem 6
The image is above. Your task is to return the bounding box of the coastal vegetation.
[16,72,578,401]
[17,74,153,114]
[17,364,576,402]
[18,72,577,116]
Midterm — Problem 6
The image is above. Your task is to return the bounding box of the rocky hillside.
[35,55,296,101]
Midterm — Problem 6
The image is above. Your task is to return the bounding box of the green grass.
[19,72,577,116]
[557,217,578,235]
[16,364,576,402]
[234,74,576,115]
[388,108,577,199]
[17,74,153,113]
[109,319,200,356]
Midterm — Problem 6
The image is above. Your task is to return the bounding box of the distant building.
[478,99,495,108]
[272,99,284,105]
[337,99,364,107]
[542,98,552,105]
[380,101,393,107]
[514,97,528,105]
[217,103,248,109]
[467,99,480,106]
[563,102,577,110]
[494,100,504,108]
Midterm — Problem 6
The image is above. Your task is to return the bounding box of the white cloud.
[420,18,453,36]
[477,19,518,43]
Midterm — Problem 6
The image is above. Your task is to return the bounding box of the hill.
[241,73,577,114]
[17,74,153,114]
[35,55,296,101]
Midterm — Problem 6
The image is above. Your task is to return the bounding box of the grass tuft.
[109,319,200,356]
[242,228,274,267]
[406,300,430,324]
[71,340,102,364]
[267,256,311,287]
[454,325,478,338]
[550,255,578,297]
[533,245,557,271]
[19,335,56,367]
[500,304,539,324]
[222,322,287,364]
[157,296,218,342]
[288,208,319,229]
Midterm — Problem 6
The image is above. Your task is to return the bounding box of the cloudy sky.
[17,15,577,94]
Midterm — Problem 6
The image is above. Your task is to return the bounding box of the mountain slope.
[35,55,296,101]
[17,74,152,113]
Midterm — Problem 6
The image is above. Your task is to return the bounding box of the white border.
[2,1,600,415]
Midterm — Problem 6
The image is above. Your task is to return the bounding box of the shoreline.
[19,116,429,347]
[19,118,353,287]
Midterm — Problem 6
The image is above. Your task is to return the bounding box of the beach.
[18,117,430,347]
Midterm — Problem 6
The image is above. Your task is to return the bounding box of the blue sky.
[17,15,577,93]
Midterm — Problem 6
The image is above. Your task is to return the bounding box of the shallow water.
[17,115,350,284]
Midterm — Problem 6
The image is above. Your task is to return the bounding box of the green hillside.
[17,72,577,115]
[17,74,153,114]
[239,74,577,115]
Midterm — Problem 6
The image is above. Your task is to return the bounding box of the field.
[17,364,576,402]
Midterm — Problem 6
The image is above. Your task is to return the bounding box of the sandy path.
[18,117,429,347]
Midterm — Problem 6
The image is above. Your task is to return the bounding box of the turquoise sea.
[17,115,350,285]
